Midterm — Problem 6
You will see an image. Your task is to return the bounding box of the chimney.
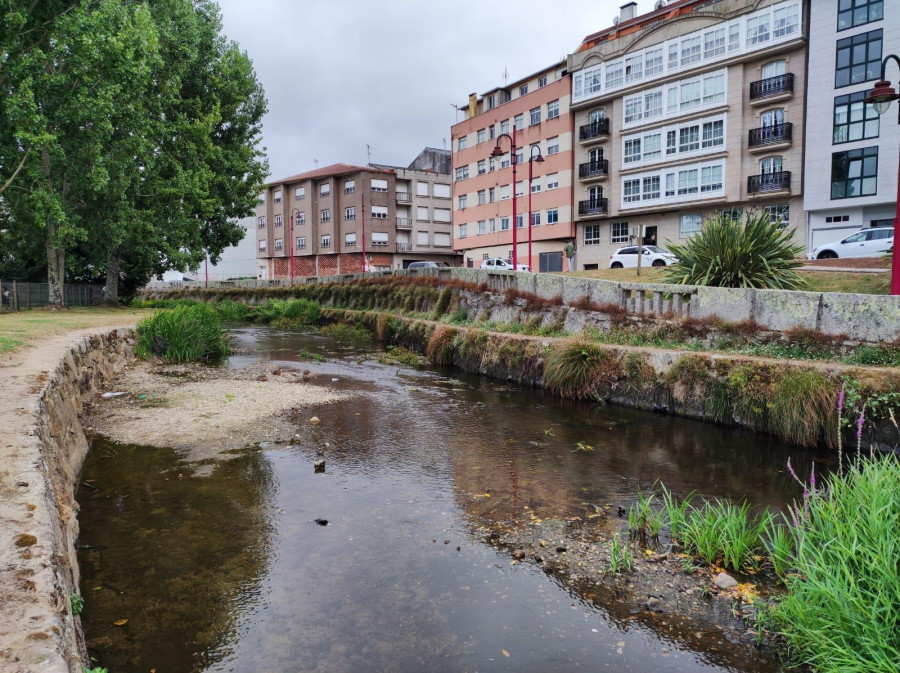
[468,93,477,118]
[619,1,638,22]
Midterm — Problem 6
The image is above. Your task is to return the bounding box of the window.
[623,179,641,203]
[345,207,355,220]
[371,178,388,192]
[746,14,770,46]
[477,190,486,205]
[530,107,541,125]
[258,216,266,228]
[514,114,524,130]
[435,232,451,247]
[625,96,643,124]
[320,209,331,223]
[826,215,850,223]
[274,189,282,203]
[645,47,663,76]
[681,36,701,66]
[763,204,790,226]
[624,139,642,164]
[728,22,741,51]
[295,186,305,200]
[838,0,884,30]
[700,164,723,192]
[516,214,524,229]
[704,28,725,59]
[371,205,388,219]
[319,183,330,196]
[501,119,510,135]
[489,157,496,172]
[702,120,724,148]
[643,133,662,160]
[773,3,799,38]
[831,147,878,198]
[530,181,540,194]
[520,84,528,96]
[625,54,643,83]
[500,184,510,200]
[488,94,496,109]
[531,212,541,226]
[515,148,524,165]
[642,176,660,200]
[434,208,451,222]
[501,153,510,169]
[546,173,559,190]
[702,73,725,104]
[515,181,524,197]
[458,136,468,151]
[547,137,559,155]
[762,60,785,79]
[761,108,785,127]
[489,187,496,202]
[458,194,467,209]
[539,75,548,87]
[455,166,469,181]
[546,208,559,224]
[584,65,603,96]
[344,180,355,194]
[321,234,331,248]
[666,131,677,155]
[434,183,450,198]
[665,173,675,197]
[372,232,389,246]
[680,80,701,109]
[416,181,429,197]
[258,239,267,251]
[680,214,702,238]
[677,169,698,195]
[296,236,306,249]
[417,231,429,246]
[760,156,783,174]
[459,224,468,238]
[584,224,601,245]
[416,206,429,220]
[258,192,266,204]
[611,222,629,244]
[644,91,662,119]
[835,29,882,88]
[345,232,356,246]
[679,125,700,152]
[501,217,510,231]
[477,159,486,175]
[668,43,679,70]
[477,220,486,235]
[833,91,880,143]
[606,61,623,88]
[547,99,559,119]
[296,211,306,224]
[477,128,486,144]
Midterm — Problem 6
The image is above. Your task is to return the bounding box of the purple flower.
[856,410,865,438]
[837,385,846,412]
[810,463,816,492]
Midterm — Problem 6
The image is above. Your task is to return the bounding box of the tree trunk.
[104,248,120,305]
[46,218,66,309]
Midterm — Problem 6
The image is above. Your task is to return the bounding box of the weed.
[762,520,793,578]
[136,304,230,363]
[660,484,694,543]
[608,532,634,574]
[70,592,84,616]
[768,369,837,448]
[425,326,458,365]
[543,341,622,401]
[377,345,422,367]
[250,298,321,326]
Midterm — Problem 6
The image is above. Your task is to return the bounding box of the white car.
[481,257,530,272]
[608,245,677,269]
[809,228,893,260]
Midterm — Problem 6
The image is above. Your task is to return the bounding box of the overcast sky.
[216,0,628,182]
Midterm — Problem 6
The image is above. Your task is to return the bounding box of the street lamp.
[290,207,301,286]
[865,55,900,296]
[527,146,544,273]
[491,128,518,270]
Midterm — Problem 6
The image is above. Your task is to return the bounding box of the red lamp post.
[289,208,301,286]
[491,128,518,270]
[527,146,544,272]
[865,56,900,296]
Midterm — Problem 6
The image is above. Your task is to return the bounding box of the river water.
[76,326,829,673]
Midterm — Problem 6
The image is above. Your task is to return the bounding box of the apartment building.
[803,0,896,252]
[566,0,807,269]
[451,61,576,272]
[256,149,458,278]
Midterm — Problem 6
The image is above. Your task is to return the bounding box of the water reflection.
[77,325,826,672]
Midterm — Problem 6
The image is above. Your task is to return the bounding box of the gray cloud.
[216,0,623,181]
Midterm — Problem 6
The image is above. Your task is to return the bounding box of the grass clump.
[136,304,230,363]
[679,500,771,572]
[768,369,837,447]
[426,326,458,365]
[250,298,321,326]
[543,341,621,401]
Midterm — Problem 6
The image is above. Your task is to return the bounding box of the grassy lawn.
[564,267,890,295]
[0,306,152,355]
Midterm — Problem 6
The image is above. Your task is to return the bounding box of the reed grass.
[135,304,230,363]
[543,341,621,400]
[250,298,321,326]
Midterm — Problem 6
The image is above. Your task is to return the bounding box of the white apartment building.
[803,0,897,253]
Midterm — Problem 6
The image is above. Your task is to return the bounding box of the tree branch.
[0,148,31,196]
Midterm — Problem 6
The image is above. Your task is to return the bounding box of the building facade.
[451,62,576,272]
[803,0,896,252]
[567,0,808,269]
[256,150,458,278]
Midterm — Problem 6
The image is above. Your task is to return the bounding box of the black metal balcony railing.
[578,198,609,216]
[579,118,610,141]
[749,73,795,101]
[578,159,609,179]
[748,170,791,194]
[396,192,412,203]
[396,217,412,229]
[749,122,793,147]
[396,243,412,252]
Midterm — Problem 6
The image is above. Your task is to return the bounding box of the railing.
[396,243,412,252]
[578,198,609,216]
[579,118,610,142]
[749,73,794,101]
[396,217,412,229]
[396,192,412,203]
[578,160,609,179]
[0,281,102,310]
[749,122,793,147]
[748,170,791,194]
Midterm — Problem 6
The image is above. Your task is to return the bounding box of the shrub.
[661,210,806,290]
[136,304,230,363]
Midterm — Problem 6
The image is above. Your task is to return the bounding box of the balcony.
[578,198,609,218]
[396,243,412,252]
[396,192,412,204]
[396,217,412,229]
[748,122,793,152]
[749,73,794,105]
[578,159,609,181]
[748,170,791,195]
[579,118,610,144]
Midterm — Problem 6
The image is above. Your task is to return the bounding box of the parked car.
[808,228,894,260]
[407,261,449,269]
[481,257,530,272]
[608,245,677,269]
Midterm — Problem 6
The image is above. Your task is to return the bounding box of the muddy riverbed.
[76,325,831,672]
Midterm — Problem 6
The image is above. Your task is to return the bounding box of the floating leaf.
[113,619,128,626]
[501,649,510,658]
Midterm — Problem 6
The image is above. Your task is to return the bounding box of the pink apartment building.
[451,62,576,272]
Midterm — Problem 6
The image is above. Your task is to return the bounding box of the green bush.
[212,299,251,321]
[661,211,806,290]
[249,298,321,325]
[136,304,230,363]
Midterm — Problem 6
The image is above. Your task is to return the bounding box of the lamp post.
[527,146,544,273]
[491,128,518,270]
[865,55,900,296]
[290,208,301,286]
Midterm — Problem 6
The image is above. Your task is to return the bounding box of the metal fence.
[0,281,103,310]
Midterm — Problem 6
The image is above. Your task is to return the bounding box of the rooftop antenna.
[451,103,460,122]
[502,66,509,86]
[367,143,371,165]
[442,138,447,150]
[313,158,319,169]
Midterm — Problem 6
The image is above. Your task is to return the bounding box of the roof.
[576,0,707,52]
[268,163,391,187]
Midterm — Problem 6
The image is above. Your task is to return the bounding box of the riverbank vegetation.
[136,304,230,363]
[0,306,151,355]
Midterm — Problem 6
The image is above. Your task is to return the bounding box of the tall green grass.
[136,304,230,363]
[543,341,621,400]
[249,298,321,326]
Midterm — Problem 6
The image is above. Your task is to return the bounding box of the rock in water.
[314,518,328,526]
[714,572,738,589]
[314,459,325,473]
